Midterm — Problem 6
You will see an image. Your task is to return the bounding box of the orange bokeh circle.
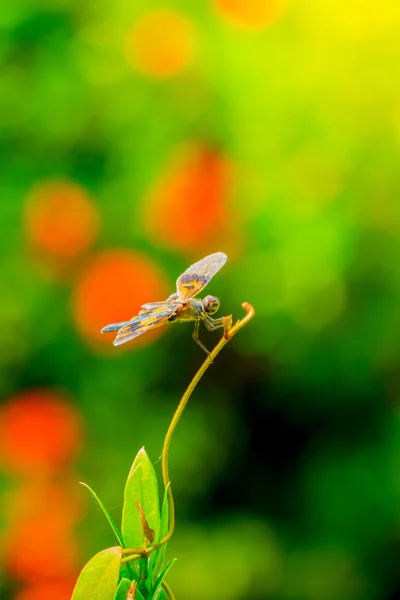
[213,0,284,29]
[2,480,84,527]
[14,580,76,600]
[25,180,100,260]
[125,10,195,78]
[0,390,83,474]
[4,515,78,581]
[143,145,232,251]
[72,250,169,347]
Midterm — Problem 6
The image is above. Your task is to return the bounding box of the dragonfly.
[101,252,228,354]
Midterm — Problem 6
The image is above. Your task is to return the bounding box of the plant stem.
[121,553,142,563]
[122,302,255,562]
[159,302,255,546]
[162,580,176,599]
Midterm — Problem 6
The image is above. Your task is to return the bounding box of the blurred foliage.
[1,0,400,599]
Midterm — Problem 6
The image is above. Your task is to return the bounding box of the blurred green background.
[1,0,400,599]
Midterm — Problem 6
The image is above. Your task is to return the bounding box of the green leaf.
[119,564,132,580]
[114,578,146,600]
[122,447,160,548]
[80,482,125,548]
[114,578,131,600]
[135,587,146,600]
[150,559,176,600]
[71,547,122,600]
[149,484,170,583]
[153,588,167,600]
[135,586,146,600]
[80,483,139,581]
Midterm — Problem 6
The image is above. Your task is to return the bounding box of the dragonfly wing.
[113,303,179,346]
[101,320,132,333]
[139,300,177,312]
[176,252,227,301]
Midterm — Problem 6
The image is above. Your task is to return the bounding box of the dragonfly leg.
[204,314,233,338]
[192,319,210,355]
[203,315,225,331]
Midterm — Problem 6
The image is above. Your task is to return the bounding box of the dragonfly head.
[202,295,220,315]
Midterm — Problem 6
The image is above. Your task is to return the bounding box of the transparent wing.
[139,295,181,312]
[139,301,174,313]
[176,252,227,301]
[113,303,179,346]
[101,320,132,333]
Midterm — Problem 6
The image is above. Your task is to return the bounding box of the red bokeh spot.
[125,10,195,78]
[0,390,83,474]
[25,180,100,261]
[4,515,78,581]
[72,250,169,347]
[2,480,84,527]
[15,580,76,600]
[213,0,284,29]
[143,145,232,251]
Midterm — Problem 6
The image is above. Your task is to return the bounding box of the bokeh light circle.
[0,390,83,474]
[125,10,195,78]
[2,481,84,527]
[143,145,232,251]
[213,0,284,29]
[4,515,78,580]
[25,180,100,260]
[14,580,76,600]
[72,249,169,347]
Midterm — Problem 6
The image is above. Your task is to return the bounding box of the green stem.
[121,553,142,564]
[162,580,176,599]
[122,303,255,562]
[158,302,255,547]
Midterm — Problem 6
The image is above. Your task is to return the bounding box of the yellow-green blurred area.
[1,0,400,598]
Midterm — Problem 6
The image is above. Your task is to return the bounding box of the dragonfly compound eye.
[203,295,220,315]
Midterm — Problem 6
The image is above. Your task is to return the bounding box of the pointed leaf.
[80,483,137,581]
[114,578,131,600]
[150,559,176,600]
[134,585,146,600]
[71,547,121,600]
[122,448,160,548]
[149,484,170,582]
[80,482,125,548]
[153,589,167,600]
[114,578,146,600]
